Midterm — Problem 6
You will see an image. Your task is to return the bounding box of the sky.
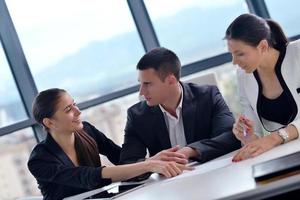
[0,0,245,95]
[2,0,299,78]
[5,0,137,72]
[4,0,242,73]
[144,0,243,20]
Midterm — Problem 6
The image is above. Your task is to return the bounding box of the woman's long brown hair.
[74,130,101,167]
[32,88,101,167]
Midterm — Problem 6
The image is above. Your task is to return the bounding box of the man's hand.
[148,146,188,164]
[176,147,199,159]
[146,160,194,178]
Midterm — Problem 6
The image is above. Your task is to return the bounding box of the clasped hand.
[148,145,189,164]
[233,115,258,145]
[147,146,194,177]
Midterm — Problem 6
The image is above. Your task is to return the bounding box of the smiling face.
[44,92,83,134]
[227,39,266,73]
[138,68,174,107]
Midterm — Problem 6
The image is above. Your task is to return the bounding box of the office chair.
[184,72,219,86]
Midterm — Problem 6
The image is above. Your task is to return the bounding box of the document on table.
[164,156,233,183]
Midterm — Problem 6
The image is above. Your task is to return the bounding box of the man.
[120,47,240,165]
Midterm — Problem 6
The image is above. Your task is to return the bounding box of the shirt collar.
[159,83,183,115]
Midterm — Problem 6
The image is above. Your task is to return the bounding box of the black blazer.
[120,83,241,164]
[27,121,121,200]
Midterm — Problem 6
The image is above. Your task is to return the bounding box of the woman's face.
[227,39,265,73]
[46,92,83,134]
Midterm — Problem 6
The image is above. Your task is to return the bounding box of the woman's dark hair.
[225,13,288,50]
[32,88,66,126]
[32,88,101,167]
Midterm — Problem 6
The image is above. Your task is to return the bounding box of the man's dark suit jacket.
[27,121,121,200]
[120,82,241,164]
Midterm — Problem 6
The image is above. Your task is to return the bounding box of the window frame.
[0,0,300,141]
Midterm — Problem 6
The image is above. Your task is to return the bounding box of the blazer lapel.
[151,106,172,149]
[44,133,75,166]
[181,83,196,144]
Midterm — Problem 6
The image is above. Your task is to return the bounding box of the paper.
[164,156,233,183]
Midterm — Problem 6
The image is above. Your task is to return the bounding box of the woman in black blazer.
[28,88,190,200]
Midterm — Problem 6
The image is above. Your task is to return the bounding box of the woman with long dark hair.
[28,88,191,199]
[225,14,300,161]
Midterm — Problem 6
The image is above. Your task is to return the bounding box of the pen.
[241,115,247,137]
[243,124,247,137]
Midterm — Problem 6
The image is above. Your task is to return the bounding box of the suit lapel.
[151,106,172,149]
[181,83,196,144]
[44,133,75,166]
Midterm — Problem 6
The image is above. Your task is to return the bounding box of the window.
[81,92,139,146]
[182,62,241,117]
[0,42,27,128]
[80,62,241,151]
[144,0,248,65]
[265,0,300,37]
[80,92,139,166]
[0,128,40,199]
[6,0,144,103]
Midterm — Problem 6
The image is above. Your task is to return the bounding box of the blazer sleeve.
[188,86,241,162]
[290,118,300,135]
[83,122,121,165]
[289,41,300,134]
[237,69,264,136]
[27,145,111,190]
[119,109,148,164]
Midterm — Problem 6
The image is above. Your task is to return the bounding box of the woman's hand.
[146,160,193,178]
[148,145,188,164]
[233,115,258,145]
[232,133,281,162]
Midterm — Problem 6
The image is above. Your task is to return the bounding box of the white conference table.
[65,139,300,200]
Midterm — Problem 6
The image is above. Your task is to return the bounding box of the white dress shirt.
[159,84,187,147]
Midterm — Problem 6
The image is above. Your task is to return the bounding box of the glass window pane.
[79,63,240,148]
[0,42,27,128]
[265,0,300,37]
[81,93,139,146]
[182,62,241,117]
[6,0,144,103]
[80,93,139,165]
[0,128,40,199]
[144,0,248,65]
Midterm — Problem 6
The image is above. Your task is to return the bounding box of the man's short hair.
[137,47,181,81]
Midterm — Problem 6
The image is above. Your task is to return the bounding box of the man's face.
[138,68,171,106]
